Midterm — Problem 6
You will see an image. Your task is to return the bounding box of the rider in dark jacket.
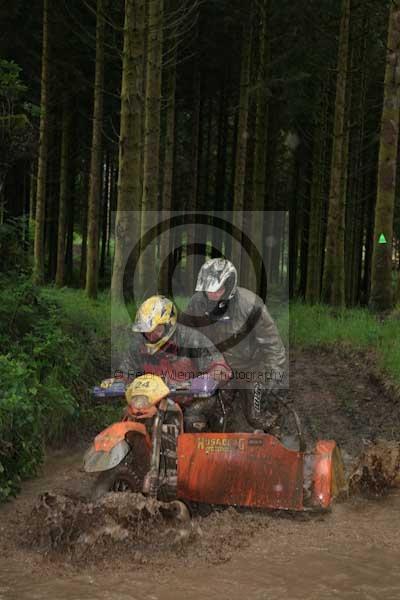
[103,295,232,432]
[181,258,287,433]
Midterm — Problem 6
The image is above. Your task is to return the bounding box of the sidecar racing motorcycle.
[84,374,346,513]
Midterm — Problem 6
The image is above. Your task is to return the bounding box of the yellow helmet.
[132,295,177,354]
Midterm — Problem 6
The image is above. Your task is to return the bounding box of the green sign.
[378,233,387,244]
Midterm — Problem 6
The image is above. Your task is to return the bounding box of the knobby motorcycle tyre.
[91,465,143,501]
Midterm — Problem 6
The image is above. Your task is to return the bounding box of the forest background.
[1,0,400,499]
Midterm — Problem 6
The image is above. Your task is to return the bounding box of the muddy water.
[2,541,398,600]
[1,500,400,600]
[1,540,399,600]
[0,451,399,600]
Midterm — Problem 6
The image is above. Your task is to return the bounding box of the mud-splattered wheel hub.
[112,477,137,493]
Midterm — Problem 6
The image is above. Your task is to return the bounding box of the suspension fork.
[291,407,306,453]
[218,393,227,433]
[279,394,307,453]
[143,398,167,498]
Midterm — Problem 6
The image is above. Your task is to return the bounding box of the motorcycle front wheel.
[91,465,143,502]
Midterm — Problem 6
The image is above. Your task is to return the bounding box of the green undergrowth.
[290,301,400,386]
[0,277,117,501]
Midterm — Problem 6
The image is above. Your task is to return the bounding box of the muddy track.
[287,346,400,457]
[1,347,400,600]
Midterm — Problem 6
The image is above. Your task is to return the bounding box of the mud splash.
[24,491,270,567]
[349,440,400,495]
[24,491,197,566]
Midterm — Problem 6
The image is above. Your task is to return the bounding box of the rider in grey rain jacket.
[181,258,287,433]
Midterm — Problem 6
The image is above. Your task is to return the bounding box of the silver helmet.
[195,258,238,300]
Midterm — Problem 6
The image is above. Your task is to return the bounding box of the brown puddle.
[1,461,399,600]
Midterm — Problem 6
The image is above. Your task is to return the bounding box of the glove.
[100,378,116,389]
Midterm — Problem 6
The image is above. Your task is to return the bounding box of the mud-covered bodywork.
[84,422,151,473]
[177,433,346,511]
[85,376,346,511]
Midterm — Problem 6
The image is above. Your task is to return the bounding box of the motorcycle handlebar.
[92,382,126,398]
[91,375,219,400]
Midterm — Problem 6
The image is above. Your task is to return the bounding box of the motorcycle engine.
[158,412,181,501]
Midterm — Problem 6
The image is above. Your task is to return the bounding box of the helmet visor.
[132,319,157,333]
[196,278,225,293]
[195,259,237,299]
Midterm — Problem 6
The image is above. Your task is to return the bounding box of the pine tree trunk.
[341,99,351,299]
[232,10,253,280]
[305,134,323,302]
[298,164,312,299]
[240,87,256,288]
[108,154,117,259]
[205,97,214,205]
[33,0,50,285]
[264,211,274,284]
[189,67,201,210]
[271,211,284,285]
[99,152,109,281]
[186,63,201,291]
[289,149,300,299]
[252,1,269,209]
[80,165,89,288]
[247,1,269,292]
[29,163,37,227]
[215,79,228,209]
[45,115,59,282]
[305,81,329,303]
[345,13,366,306]
[23,164,30,246]
[225,110,239,261]
[111,0,145,304]
[55,97,72,287]
[369,3,400,312]
[86,0,106,298]
[65,195,74,284]
[159,38,177,293]
[161,47,176,216]
[140,0,164,294]
[211,82,228,258]
[280,213,288,286]
[321,0,351,307]
[362,177,376,304]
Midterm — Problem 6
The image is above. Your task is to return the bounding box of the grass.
[44,288,400,389]
[43,286,290,345]
[41,286,112,339]
[290,301,400,386]
[35,291,400,405]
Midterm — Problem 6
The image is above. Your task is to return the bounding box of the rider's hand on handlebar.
[100,378,117,389]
